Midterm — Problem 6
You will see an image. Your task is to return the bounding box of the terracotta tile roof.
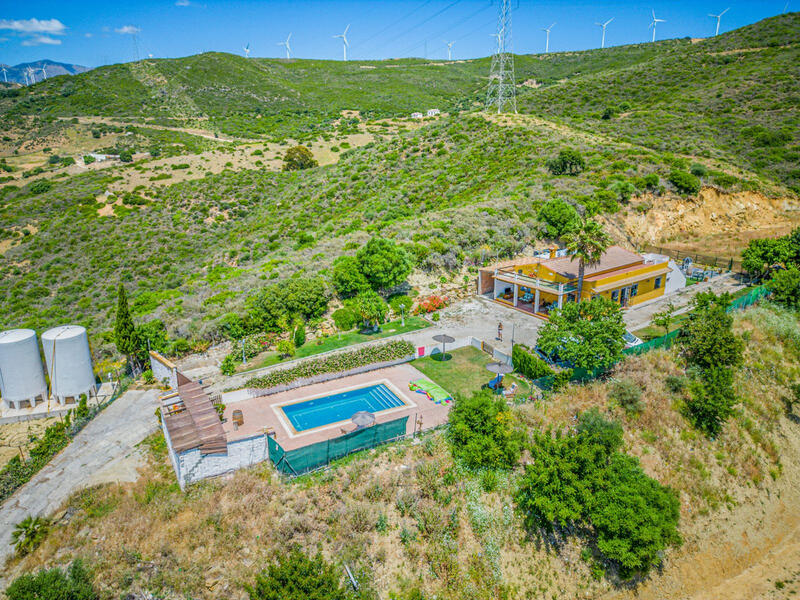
[540,246,643,280]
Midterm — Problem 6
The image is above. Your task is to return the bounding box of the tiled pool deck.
[222,364,452,452]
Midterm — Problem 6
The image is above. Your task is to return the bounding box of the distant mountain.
[0,60,89,85]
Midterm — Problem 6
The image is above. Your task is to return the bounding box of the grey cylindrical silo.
[41,325,96,404]
[0,329,48,410]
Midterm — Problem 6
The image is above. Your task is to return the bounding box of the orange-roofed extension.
[477,246,671,319]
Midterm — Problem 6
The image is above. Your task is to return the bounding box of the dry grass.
[5,305,799,600]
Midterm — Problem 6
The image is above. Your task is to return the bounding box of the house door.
[620,287,629,307]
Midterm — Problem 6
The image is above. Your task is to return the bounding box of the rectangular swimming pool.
[281,383,406,432]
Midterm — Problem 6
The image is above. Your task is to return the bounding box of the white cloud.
[0,18,66,35]
[115,25,141,35]
[85,32,93,38]
[21,35,62,46]
[175,0,191,5]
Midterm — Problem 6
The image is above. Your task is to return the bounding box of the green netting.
[727,286,770,311]
[623,328,682,356]
[267,417,409,476]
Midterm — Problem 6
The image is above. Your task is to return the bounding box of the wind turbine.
[40,65,47,80]
[445,40,455,60]
[23,70,29,86]
[243,43,251,58]
[596,18,614,49]
[0,67,7,83]
[28,67,36,84]
[278,33,292,59]
[649,10,665,43]
[708,8,729,36]
[333,24,350,61]
[542,23,556,53]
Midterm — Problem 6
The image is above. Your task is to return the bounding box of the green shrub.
[690,163,708,177]
[282,145,318,171]
[538,198,579,238]
[331,307,358,331]
[220,354,237,376]
[6,560,97,600]
[247,548,346,600]
[331,255,370,298]
[547,148,585,175]
[11,516,50,556]
[245,340,414,389]
[685,366,736,436]
[608,378,643,415]
[667,170,701,195]
[767,266,800,309]
[29,180,53,195]
[516,425,680,578]
[447,389,523,470]
[512,344,554,380]
[293,322,306,348]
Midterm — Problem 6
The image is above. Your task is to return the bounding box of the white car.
[623,331,643,348]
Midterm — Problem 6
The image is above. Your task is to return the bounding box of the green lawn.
[633,311,692,341]
[413,345,532,399]
[242,316,429,372]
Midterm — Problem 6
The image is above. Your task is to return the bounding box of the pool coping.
[271,378,417,439]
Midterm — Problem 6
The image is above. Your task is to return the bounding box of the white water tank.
[0,329,48,410]
[42,325,96,404]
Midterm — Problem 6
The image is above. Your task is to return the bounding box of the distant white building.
[426,109,441,117]
[87,153,109,162]
[411,112,423,119]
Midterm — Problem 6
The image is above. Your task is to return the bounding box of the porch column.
[557,283,564,309]
[513,283,519,307]
[534,289,540,313]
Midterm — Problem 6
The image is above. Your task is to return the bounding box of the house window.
[654,277,662,290]
[611,289,619,302]
[631,283,639,297]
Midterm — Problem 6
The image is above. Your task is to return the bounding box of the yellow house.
[478,246,671,318]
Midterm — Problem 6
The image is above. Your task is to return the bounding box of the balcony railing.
[494,269,577,295]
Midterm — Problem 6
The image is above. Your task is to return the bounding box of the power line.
[349,0,436,54]
[376,0,463,57]
[486,0,516,113]
[397,3,492,58]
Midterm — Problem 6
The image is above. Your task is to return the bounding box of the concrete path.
[0,389,160,575]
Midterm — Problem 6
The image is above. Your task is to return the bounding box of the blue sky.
[0,0,793,67]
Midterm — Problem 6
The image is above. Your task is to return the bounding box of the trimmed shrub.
[6,560,97,600]
[512,345,554,380]
[245,340,414,389]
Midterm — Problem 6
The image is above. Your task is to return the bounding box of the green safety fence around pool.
[527,286,769,392]
[267,416,409,476]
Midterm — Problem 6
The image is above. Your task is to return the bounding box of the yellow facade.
[488,247,671,315]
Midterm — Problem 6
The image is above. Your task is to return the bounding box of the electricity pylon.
[485,0,517,114]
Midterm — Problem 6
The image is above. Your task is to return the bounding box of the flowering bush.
[415,295,448,314]
[246,340,414,389]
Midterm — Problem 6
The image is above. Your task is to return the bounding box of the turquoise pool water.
[281,383,405,432]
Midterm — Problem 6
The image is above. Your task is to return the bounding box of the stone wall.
[175,434,269,488]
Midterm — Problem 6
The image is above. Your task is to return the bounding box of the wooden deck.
[163,381,228,455]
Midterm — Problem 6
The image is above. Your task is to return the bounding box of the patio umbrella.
[432,334,455,359]
[486,362,514,375]
[486,361,513,390]
[351,411,376,429]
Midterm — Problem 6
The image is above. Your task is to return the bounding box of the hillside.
[0,60,89,85]
[518,13,800,191]
[0,14,799,355]
[0,41,684,139]
[4,304,799,599]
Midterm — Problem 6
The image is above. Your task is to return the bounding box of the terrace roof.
[163,380,227,455]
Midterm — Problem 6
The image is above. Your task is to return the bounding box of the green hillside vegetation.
[0,113,720,349]
[518,13,800,191]
[1,40,686,140]
[0,14,797,355]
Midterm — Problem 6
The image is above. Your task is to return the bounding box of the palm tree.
[12,515,50,556]
[561,218,613,301]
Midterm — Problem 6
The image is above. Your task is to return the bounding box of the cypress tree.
[114,284,140,367]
